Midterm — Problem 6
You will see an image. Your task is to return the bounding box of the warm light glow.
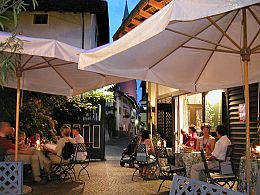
[135,119,139,125]
[163,140,166,147]
[157,140,161,147]
[36,140,40,145]
[256,146,260,153]
[206,90,223,105]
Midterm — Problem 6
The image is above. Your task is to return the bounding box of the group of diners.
[0,122,85,183]
[138,123,232,182]
[180,124,233,181]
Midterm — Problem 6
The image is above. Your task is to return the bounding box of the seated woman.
[28,132,41,146]
[185,125,198,150]
[196,123,215,156]
[181,129,191,145]
[18,131,30,149]
[139,131,156,178]
[45,125,74,164]
[140,130,155,155]
[19,131,51,174]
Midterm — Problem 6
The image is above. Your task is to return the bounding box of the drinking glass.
[190,141,194,151]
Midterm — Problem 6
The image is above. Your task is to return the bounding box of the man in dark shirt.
[0,122,15,153]
[181,129,191,145]
[0,121,42,182]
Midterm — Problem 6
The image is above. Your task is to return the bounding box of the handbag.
[219,161,233,175]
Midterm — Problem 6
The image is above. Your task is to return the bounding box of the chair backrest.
[62,141,75,160]
[225,145,233,161]
[135,144,148,162]
[154,146,168,159]
[170,175,242,195]
[154,146,170,167]
[73,143,91,161]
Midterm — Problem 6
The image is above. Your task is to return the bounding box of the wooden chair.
[132,144,157,181]
[170,175,242,195]
[200,150,237,189]
[154,146,186,192]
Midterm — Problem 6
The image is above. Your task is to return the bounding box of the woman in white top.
[46,126,74,164]
[196,123,215,156]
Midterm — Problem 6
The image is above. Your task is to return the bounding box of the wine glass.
[190,141,194,151]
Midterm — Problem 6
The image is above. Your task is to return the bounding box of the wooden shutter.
[227,83,259,169]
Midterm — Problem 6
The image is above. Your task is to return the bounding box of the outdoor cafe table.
[237,157,260,194]
[167,150,203,177]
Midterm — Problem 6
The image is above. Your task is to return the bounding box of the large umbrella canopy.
[79,0,260,191]
[79,0,260,92]
[0,31,127,160]
[0,32,127,96]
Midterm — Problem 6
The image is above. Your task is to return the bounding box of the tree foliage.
[0,0,37,85]
[0,0,37,30]
[0,86,114,141]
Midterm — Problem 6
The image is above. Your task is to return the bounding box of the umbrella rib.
[21,55,33,69]
[148,13,228,70]
[248,7,260,49]
[194,10,239,87]
[24,62,74,71]
[207,16,241,50]
[181,46,240,54]
[23,58,57,71]
[42,57,73,90]
[166,28,239,52]
[252,45,260,53]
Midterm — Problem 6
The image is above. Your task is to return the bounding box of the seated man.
[0,122,42,182]
[72,127,87,160]
[190,124,231,180]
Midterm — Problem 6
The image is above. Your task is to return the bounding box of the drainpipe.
[81,11,85,49]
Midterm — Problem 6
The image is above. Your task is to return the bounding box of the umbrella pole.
[242,8,251,193]
[14,74,21,161]
[244,60,251,192]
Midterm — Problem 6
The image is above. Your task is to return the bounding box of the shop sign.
[238,103,246,122]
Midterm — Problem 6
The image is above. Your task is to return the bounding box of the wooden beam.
[131,18,142,26]
[124,26,132,32]
[139,10,152,18]
[148,0,164,10]
[119,33,124,38]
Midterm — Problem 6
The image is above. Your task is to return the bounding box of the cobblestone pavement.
[29,160,171,195]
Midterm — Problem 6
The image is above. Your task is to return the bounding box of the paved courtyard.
[29,160,170,195]
[28,137,170,195]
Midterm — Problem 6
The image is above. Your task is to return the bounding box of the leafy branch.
[0,0,38,29]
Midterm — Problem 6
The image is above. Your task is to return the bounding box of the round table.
[174,151,203,177]
[237,157,260,194]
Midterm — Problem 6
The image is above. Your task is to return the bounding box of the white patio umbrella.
[0,31,127,161]
[79,0,260,189]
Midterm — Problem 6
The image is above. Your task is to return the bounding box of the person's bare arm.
[210,139,216,154]
[43,145,56,154]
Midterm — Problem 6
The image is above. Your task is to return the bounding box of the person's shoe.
[34,176,41,183]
